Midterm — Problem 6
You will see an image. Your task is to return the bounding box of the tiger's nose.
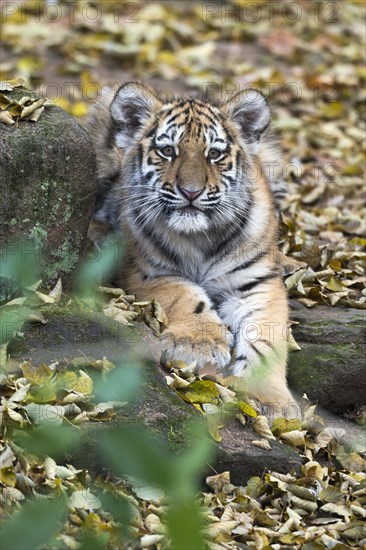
[177,186,204,201]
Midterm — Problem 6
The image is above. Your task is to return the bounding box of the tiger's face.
[110,84,270,234]
[141,99,244,234]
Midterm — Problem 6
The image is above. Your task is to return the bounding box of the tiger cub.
[85,82,296,417]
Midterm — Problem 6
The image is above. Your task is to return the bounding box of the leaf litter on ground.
[1,0,365,547]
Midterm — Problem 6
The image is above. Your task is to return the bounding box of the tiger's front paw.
[159,322,233,370]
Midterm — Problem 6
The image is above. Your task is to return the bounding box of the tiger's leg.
[219,277,298,419]
[134,277,233,369]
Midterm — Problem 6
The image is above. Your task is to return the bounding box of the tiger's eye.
[208,148,221,160]
[160,145,174,157]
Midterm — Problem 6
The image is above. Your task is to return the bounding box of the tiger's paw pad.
[159,326,232,370]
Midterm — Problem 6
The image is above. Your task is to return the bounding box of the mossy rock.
[0,87,96,288]
[289,306,365,413]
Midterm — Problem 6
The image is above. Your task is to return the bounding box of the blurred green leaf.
[101,491,133,542]
[78,533,109,550]
[0,239,40,288]
[95,361,141,402]
[13,424,79,459]
[166,500,206,550]
[1,494,67,550]
[74,235,124,304]
[102,426,174,490]
[0,276,22,305]
[174,427,213,499]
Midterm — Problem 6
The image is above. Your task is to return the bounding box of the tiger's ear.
[223,89,271,154]
[110,82,162,148]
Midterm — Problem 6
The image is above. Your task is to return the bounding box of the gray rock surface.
[289,306,365,413]
[0,87,96,288]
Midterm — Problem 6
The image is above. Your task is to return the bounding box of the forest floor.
[1,1,365,548]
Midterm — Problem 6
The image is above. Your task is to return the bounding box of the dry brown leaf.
[253,415,276,440]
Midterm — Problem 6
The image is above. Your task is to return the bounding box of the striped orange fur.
[85,83,296,417]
